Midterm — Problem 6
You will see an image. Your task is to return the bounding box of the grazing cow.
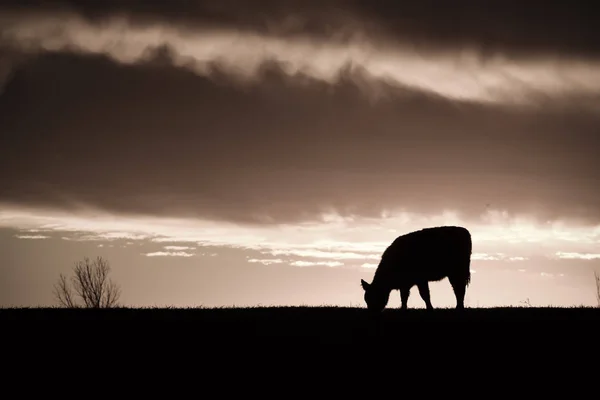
[361,226,472,311]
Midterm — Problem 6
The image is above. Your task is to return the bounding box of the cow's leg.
[399,287,410,310]
[449,275,466,309]
[417,282,433,310]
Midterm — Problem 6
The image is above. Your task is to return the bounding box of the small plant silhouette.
[594,271,600,308]
[519,298,532,307]
[53,256,121,308]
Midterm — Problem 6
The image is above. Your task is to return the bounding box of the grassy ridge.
[4,307,595,392]
[3,306,598,375]
[2,305,598,339]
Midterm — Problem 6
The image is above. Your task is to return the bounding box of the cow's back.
[378,226,472,284]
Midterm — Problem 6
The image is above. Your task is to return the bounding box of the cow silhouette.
[361,226,472,311]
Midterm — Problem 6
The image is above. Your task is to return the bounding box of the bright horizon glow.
[2,204,599,309]
[2,205,599,267]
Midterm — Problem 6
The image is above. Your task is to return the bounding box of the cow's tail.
[466,232,473,287]
[466,267,471,287]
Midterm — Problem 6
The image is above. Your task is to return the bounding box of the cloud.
[266,249,380,261]
[555,252,600,260]
[290,261,344,267]
[14,234,50,240]
[2,206,600,271]
[2,1,598,57]
[0,2,599,230]
[164,245,195,251]
[1,7,599,108]
[472,253,528,262]
[1,50,599,226]
[247,258,284,265]
[144,251,195,258]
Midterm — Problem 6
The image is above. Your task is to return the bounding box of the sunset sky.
[1,0,599,309]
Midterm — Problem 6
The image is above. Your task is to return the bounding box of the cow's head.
[361,279,389,312]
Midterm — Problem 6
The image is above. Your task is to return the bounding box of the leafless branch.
[53,256,121,308]
[53,273,77,308]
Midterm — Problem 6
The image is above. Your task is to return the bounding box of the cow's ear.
[361,279,370,291]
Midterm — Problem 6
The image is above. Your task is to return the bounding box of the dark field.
[3,305,599,341]
[3,306,599,379]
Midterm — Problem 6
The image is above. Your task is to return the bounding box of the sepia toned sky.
[1,0,599,308]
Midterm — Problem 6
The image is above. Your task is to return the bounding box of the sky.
[1,0,599,309]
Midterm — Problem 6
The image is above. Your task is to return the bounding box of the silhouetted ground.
[3,305,598,341]
[3,306,598,384]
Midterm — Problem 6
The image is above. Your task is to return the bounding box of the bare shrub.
[53,256,121,308]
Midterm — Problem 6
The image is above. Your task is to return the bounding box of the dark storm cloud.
[0,51,599,226]
[1,0,599,58]
[0,0,599,226]
[1,0,600,108]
